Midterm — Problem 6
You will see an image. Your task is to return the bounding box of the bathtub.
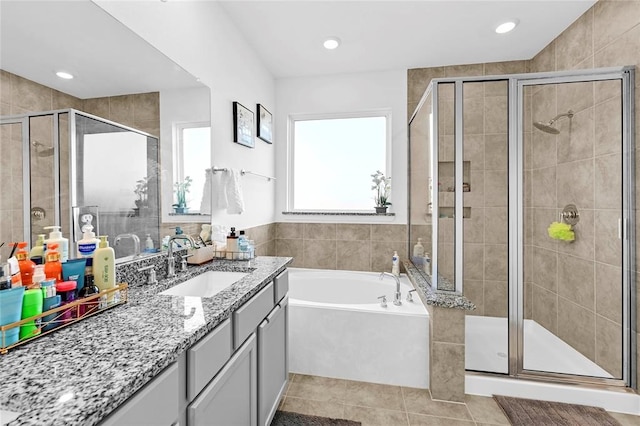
[288,268,429,389]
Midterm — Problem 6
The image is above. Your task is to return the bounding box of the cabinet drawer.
[234,282,274,349]
[187,318,232,401]
[273,269,288,303]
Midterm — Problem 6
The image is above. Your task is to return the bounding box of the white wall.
[275,70,408,224]
[94,0,276,230]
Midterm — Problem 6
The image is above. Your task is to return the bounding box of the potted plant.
[173,176,193,214]
[371,170,391,214]
[133,177,148,209]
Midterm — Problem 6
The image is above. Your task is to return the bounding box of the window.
[174,122,211,213]
[289,111,390,212]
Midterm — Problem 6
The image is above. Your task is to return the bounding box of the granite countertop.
[403,261,476,310]
[0,256,292,426]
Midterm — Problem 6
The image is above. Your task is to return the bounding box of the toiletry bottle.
[238,230,248,258]
[44,243,63,282]
[94,236,116,306]
[29,234,46,263]
[0,264,11,290]
[44,225,69,262]
[424,254,431,276]
[413,238,425,258]
[16,242,36,288]
[226,227,238,259]
[392,251,400,276]
[77,221,100,259]
[144,234,154,253]
[78,274,99,316]
[32,265,46,288]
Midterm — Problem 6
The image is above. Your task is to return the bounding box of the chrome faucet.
[379,272,402,306]
[167,235,197,278]
[114,233,141,259]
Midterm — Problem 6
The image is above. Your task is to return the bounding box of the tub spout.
[379,272,402,306]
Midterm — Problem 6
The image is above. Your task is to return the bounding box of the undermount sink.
[160,271,248,298]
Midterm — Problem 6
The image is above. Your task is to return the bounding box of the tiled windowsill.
[282,211,395,217]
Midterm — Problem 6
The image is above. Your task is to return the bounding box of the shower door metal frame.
[409,65,635,390]
[512,66,636,389]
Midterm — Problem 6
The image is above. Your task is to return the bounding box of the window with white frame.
[288,111,390,212]
[174,122,211,213]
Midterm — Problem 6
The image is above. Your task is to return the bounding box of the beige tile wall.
[275,223,407,272]
[524,0,640,379]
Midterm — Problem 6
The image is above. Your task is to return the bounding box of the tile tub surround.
[404,262,473,403]
[275,222,408,272]
[0,256,292,425]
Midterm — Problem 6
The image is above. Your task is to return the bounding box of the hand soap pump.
[77,214,100,259]
[392,251,400,276]
[413,238,425,258]
[44,225,69,262]
[226,227,238,259]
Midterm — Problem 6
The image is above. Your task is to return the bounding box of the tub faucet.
[167,235,197,278]
[379,272,402,306]
[114,233,141,259]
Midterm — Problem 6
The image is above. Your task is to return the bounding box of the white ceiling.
[0,0,597,100]
[218,0,598,78]
[0,1,201,99]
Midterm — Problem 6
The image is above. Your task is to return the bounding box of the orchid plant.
[371,170,391,207]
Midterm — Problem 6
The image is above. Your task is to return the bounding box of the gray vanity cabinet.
[188,333,258,426]
[258,297,288,426]
[100,362,180,426]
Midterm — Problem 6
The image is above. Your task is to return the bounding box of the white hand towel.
[216,171,229,210]
[199,169,213,214]
[226,168,244,214]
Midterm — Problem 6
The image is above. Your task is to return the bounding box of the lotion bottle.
[77,214,100,259]
[44,225,69,262]
[413,238,425,258]
[392,251,400,276]
[29,234,46,262]
[94,236,116,306]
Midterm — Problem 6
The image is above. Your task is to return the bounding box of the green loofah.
[547,221,575,241]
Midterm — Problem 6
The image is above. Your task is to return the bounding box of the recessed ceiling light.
[495,20,519,34]
[323,37,341,50]
[56,71,74,80]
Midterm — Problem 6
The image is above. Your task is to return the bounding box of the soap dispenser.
[413,238,425,258]
[226,227,238,259]
[44,225,69,262]
[392,251,400,276]
[44,243,63,283]
[16,242,36,288]
[77,214,100,259]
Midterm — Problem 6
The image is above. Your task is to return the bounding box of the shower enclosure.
[408,66,636,389]
[0,109,160,259]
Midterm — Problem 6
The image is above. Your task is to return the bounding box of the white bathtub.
[288,268,429,389]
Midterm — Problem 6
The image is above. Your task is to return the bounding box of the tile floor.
[278,374,640,426]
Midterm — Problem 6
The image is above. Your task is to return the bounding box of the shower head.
[32,140,54,157]
[533,110,574,134]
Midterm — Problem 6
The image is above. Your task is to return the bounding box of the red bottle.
[16,242,36,287]
[44,243,63,283]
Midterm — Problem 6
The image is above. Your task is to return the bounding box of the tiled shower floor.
[276,374,640,426]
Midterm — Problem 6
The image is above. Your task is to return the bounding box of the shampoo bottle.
[43,243,63,283]
[16,242,36,288]
[44,225,69,262]
[94,236,116,306]
[392,251,400,276]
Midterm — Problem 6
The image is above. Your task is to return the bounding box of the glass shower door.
[520,76,627,381]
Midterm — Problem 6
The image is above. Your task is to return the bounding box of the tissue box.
[187,246,215,265]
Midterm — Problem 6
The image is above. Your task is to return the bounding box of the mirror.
[0,0,211,260]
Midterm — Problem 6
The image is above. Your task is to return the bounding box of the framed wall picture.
[256,104,273,144]
[233,101,254,148]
